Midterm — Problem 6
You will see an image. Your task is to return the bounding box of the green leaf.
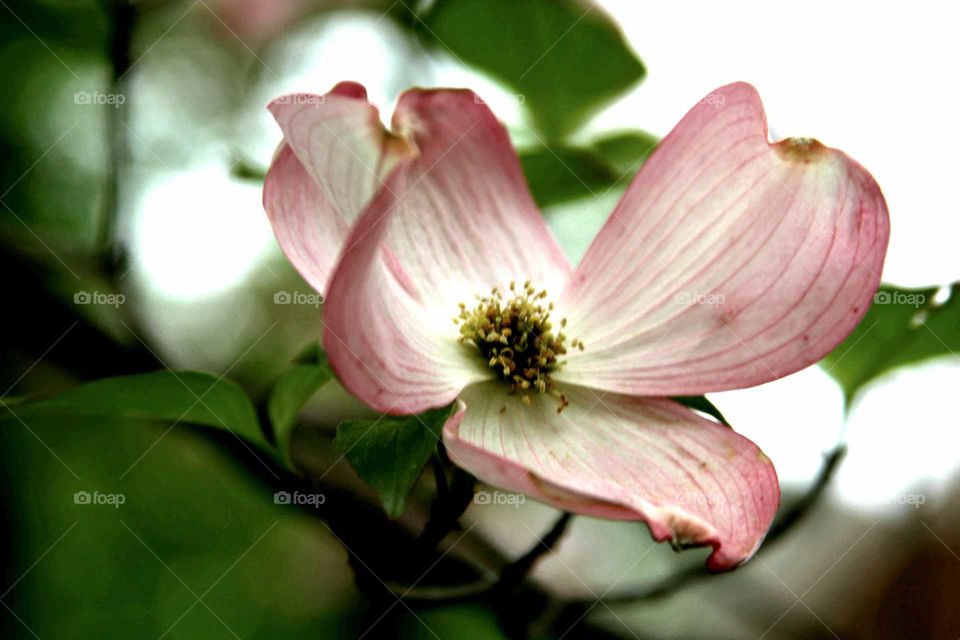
[591,130,660,176]
[5,370,271,451]
[821,283,960,405]
[266,348,334,466]
[521,145,615,207]
[0,412,351,638]
[672,396,729,426]
[420,0,645,139]
[231,158,267,183]
[335,406,452,518]
[520,131,658,207]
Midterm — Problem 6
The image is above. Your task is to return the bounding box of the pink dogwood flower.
[263,81,889,570]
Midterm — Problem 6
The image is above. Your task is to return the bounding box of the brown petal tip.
[773,136,829,163]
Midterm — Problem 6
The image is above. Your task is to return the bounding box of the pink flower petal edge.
[263,81,411,295]
[322,88,571,414]
[557,82,890,396]
[444,382,780,571]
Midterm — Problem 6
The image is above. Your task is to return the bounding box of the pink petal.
[444,382,780,571]
[264,82,411,294]
[557,82,889,396]
[323,89,572,414]
[262,144,345,293]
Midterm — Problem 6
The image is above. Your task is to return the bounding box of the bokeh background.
[1,0,958,638]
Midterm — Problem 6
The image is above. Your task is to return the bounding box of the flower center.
[454,281,582,412]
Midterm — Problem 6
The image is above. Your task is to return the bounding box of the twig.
[387,512,574,603]
[98,0,137,270]
[493,512,573,595]
[570,444,848,607]
[397,445,848,608]
[764,444,846,544]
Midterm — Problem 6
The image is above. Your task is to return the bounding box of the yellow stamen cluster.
[454,281,583,412]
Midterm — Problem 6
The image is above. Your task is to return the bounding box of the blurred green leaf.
[592,130,660,175]
[0,413,354,638]
[521,146,613,207]
[421,0,645,139]
[267,347,333,467]
[520,130,657,207]
[6,370,271,452]
[821,283,960,405]
[232,158,267,182]
[335,407,451,518]
[672,396,729,426]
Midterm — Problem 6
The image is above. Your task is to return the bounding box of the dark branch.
[98,0,138,269]
[572,444,848,607]
[493,512,573,595]
[764,444,846,544]
[416,446,476,552]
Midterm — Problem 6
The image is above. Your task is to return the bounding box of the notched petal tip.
[263,80,411,297]
[391,87,489,140]
[384,129,419,161]
[772,136,830,163]
[443,385,780,572]
[558,80,889,397]
[330,81,368,100]
[644,476,776,572]
[653,508,752,573]
[266,82,371,114]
